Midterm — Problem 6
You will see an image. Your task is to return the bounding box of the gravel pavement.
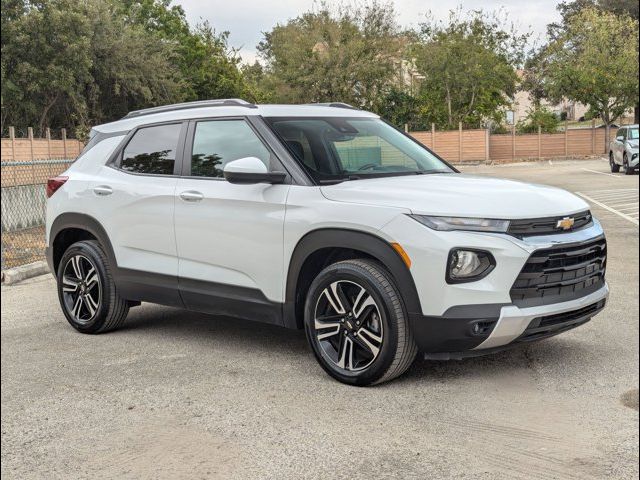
[2,158,638,479]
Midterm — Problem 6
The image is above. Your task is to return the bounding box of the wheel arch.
[48,213,117,275]
[283,228,422,329]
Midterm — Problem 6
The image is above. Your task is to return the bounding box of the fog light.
[447,249,495,284]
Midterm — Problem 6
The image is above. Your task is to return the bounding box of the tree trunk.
[38,94,59,137]
[635,104,639,124]
[445,84,452,128]
[602,109,612,154]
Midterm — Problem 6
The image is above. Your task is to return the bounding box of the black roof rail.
[123,99,257,119]
[308,102,359,110]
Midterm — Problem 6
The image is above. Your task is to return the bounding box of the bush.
[516,107,560,133]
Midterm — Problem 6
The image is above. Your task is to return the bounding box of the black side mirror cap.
[223,170,288,185]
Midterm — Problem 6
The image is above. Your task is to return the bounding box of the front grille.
[518,300,606,342]
[510,235,606,307]
[508,210,593,237]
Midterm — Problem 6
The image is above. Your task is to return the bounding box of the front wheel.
[610,152,620,173]
[57,240,129,333]
[624,154,635,175]
[304,259,417,386]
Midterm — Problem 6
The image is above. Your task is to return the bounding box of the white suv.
[45,99,609,385]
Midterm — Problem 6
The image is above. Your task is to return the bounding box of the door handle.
[179,190,204,202]
[93,185,113,196]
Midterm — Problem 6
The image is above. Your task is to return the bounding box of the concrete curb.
[1,261,50,285]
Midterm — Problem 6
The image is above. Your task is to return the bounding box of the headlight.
[447,249,496,283]
[409,215,510,233]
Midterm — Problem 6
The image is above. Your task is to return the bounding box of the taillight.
[46,176,68,198]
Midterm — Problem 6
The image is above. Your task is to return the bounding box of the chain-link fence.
[1,159,75,270]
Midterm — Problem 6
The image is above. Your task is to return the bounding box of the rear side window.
[120,123,182,175]
[191,120,271,178]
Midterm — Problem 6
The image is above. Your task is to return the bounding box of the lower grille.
[518,300,606,342]
[510,235,607,307]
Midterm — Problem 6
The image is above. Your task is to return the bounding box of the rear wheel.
[610,152,620,172]
[57,240,129,333]
[304,259,417,386]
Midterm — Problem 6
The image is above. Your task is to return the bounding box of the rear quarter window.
[120,123,182,175]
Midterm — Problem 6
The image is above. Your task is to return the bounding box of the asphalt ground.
[1,158,638,479]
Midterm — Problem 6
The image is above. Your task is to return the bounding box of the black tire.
[610,152,620,172]
[624,154,634,175]
[56,240,129,334]
[304,259,417,386]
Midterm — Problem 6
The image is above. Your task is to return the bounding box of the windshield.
[265,117,453,183]
[628,128,639,140]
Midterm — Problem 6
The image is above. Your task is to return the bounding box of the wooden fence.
[0,123,619,167]
[409,123,618,164]
[1,127,83,162]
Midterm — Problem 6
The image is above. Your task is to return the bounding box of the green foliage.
[376,88,424,129]
[257,2,403,110]
[1,0,250,134]
[516,107,560,133]
[541,7,639,135]
[412,9,529,130]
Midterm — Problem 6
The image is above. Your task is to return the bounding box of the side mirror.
[223,157,287,185]
[616,136,625,141]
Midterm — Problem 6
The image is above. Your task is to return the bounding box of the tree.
[412,9,529,129]
[516,107,560,134]
[548,0,639,122]
[1,0,94,134]
[541,8,639,149]
[1,0,251,135]
[257,2,404,110]
[376,87,423,129]
[118,0,250,102]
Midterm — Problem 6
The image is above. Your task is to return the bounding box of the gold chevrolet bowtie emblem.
[556,217,575,230]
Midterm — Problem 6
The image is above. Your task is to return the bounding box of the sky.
[176,0,563,64]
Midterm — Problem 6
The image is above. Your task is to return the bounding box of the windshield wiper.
[415,169,452,175]
[318,175,361,185]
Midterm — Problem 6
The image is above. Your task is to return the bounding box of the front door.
[174,118,290,324]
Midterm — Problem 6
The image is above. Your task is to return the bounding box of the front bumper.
[474,282,608,349]
[380,215,609,357]
[410,283,608,357]
[627,151,639,168]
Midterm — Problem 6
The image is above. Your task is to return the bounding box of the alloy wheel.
[61,255,101,324]
[313,280,384,372]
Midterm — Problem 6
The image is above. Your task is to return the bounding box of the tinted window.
[121,123,181,175]
[191,120,271,177]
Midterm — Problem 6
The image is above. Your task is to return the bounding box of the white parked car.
[46,99,608,385]
[609,124,639,174]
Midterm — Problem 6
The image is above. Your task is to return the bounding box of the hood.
[320,174,589,218]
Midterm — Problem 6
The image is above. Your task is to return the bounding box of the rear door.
[174,117,291,324]
[91,121,187,305]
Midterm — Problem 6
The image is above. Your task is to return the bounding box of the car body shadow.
[118,303,594,386]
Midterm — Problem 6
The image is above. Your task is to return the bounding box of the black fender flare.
[283,228,422,329]
[48,212,118,274]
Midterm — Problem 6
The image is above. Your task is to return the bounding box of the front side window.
[191,120,271,178]
[121,123,182,175]
[628,127,639,140]
[265,117,452,183]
